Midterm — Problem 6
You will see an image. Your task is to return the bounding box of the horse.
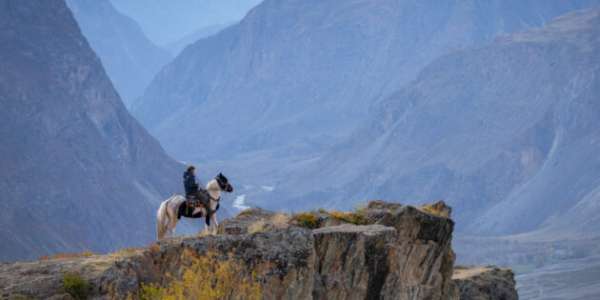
[156,173,233,240]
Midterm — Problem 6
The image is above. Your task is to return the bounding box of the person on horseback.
[182,165,211,217]
[183,165,199,199]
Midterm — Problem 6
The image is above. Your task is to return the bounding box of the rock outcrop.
[453,266,518,300]
[0,201,516,299]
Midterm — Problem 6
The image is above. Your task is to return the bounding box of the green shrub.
[62,273,89,300]
[292,212,320,229]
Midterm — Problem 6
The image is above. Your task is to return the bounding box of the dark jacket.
[183,170,199,196]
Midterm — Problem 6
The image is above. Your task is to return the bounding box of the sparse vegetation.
[420,202,450,218]
[292,212,320,229]
[112,247,143,257]
[327,210,369,225]
[148,243,161,254]
[270,213,290,229]
[238,208,259,217]
[138,250,261,300]
[62,273,90,300]
[248,219,267,234]
[7,295,32,300]
[40,250,94,261]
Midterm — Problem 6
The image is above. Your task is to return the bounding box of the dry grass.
[39,250,94,261]
[138,250,261,300]
[237,208,258,217]
[148,243,161,255]
[270,213,290,229]
[420,202,450,218]
[328,210,369,225]
[112,247,143,258]
[248,219,267,234]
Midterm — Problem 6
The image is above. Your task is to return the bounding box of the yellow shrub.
[328,210,369,225]
[139,251,261,300]
[420,202,450,218]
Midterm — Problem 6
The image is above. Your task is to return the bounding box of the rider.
[183,165,199,199]
[182,165,213,218]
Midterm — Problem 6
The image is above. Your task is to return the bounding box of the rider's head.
[187,165,195,174]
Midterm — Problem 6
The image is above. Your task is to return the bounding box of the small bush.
[328,210,369,225]
[62,273,90,300]
[292,212,320,229]
[148,243,161,254]
[420,202,450,218]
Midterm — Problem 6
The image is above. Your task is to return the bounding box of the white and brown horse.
[156,173,233,240]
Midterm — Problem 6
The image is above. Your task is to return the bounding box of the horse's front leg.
[210,213,218,235]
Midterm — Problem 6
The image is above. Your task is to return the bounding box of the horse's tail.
[156,199,169,240]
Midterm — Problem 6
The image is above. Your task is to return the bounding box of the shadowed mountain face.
[65,0,172,107]
[0,0,181,261]
[133,0,600,170]
[274,9,600,236]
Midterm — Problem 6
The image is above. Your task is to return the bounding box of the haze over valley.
[1,1,600,299]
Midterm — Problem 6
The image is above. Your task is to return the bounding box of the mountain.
[165,23,232,56]
[0,0,181,261]
[273,8,600,237]
[109,0,262,46]
[133,0,600,177]
[65,0,172,107]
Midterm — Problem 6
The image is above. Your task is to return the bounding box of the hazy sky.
[109,0,263,45]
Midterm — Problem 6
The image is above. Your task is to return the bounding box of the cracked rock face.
[0,201,515,299]
[453,266,518,300]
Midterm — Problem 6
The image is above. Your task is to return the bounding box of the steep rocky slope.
[134,0,600,167]
[0,201,517,299]
[0,0,181,261]
[273,8,600,236]
[65,0,172,106]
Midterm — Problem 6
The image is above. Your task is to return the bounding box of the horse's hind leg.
[166,202,179,238]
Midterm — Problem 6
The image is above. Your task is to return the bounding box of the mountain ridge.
[65,0,172,106]
[0,0,181,261]
[271,7,600,237]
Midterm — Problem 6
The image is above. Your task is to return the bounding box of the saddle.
[178,189,212,219]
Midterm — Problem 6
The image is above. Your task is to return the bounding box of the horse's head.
[215,173,234,193]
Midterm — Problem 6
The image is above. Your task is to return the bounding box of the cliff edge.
[0,201,516,299]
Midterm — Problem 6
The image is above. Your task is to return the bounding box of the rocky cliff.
[0,201,516,299]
